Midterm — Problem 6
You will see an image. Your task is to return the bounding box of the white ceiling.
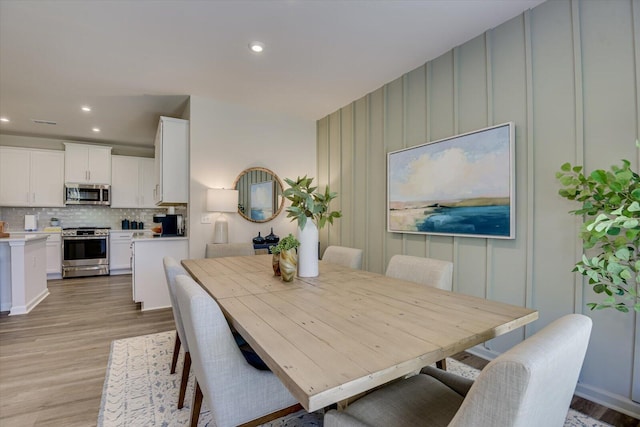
[0,0,545,148]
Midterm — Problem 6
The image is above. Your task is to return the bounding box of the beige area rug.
[98,330,612,427]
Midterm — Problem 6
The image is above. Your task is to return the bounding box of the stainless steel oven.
[62,227,110,278]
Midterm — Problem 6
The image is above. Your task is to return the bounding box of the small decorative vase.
[297,220,319,277]
[279,249,297,282]
[272,253,281,276]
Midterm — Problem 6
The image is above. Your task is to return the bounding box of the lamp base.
[213,218,228,244]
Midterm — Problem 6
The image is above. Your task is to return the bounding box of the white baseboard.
[465,345,640,419]
[9,288,49,316]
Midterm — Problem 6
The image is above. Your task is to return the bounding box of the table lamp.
[207,188,239,244]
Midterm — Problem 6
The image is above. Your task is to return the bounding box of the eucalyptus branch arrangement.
[283,176,342,229]
[557,156,640,313]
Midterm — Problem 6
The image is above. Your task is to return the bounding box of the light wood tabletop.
[182,255,538,412]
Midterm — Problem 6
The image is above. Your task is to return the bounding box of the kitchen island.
[131,235,188,311]
[0,234,48,315]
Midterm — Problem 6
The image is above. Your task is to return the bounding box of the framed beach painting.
[250,180,274,221]
[387,122,515,239]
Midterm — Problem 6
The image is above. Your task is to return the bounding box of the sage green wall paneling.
[483,14,530,353]
[315,0,640,413]
[404,65,430,258]
[426,51,455,263]
[385,77,406,264]
[578,0,638,400]
[353,98,369,269]
[367,88,386,274]
[317,117,330,254]
[328,111,342,248]
[340,104,355,248]
[529,0,579,330]
[454,33,490,298]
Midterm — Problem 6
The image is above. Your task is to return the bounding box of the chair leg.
[178,351,191,409]
[436,358,447,370]
[171,332,181,374]
[190,381,203,427]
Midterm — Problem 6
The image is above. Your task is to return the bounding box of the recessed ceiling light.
[0,117,9,122]
[248,41,265,53]
[81,106,91,112]
[92,127,100,132]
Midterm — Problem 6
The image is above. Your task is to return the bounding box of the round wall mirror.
[233,167,285,223]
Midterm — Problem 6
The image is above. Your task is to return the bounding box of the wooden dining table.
[181,255,538,412]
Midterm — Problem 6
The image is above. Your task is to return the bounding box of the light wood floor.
[0,275,174,427]
[0,275,638,426]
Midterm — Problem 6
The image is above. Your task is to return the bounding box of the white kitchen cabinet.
[0,147,65,207]
[132,237,188,310]
[64,142,112,184]
[111,156,156,208]
[109,231,133,274]
[45,233,61,278]
[154,116,189,205]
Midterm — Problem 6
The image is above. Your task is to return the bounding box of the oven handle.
[62,235,108,240]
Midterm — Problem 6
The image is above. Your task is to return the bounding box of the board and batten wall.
[317,0,640,417]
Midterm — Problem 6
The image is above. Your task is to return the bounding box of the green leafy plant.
[556,155,640,313]
[283,175,342,229]
[269,233,300,255]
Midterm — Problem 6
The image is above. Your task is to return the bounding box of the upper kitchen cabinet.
[0,147,65,207]
[111,156,156,208]
[154,116,189,205]
[64,143,112,184]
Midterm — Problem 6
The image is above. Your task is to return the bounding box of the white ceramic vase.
[297,220,319,277]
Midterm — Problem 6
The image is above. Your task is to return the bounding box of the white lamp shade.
[207,188,238,212]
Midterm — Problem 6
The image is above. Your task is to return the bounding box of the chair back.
[174,275,297,427]
[450,314,592,427]
[322,246,363,269]
[206,242,255,258]
[385,254,453,290]
[162,256,189,352]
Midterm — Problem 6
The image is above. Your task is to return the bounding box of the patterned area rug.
[98,330,611,427]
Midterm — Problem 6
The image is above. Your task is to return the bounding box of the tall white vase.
[297,220,319,277]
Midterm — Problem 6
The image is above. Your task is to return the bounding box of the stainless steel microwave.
[65,183,111,206]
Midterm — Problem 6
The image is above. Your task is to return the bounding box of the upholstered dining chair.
[174,274,302,427]
[322,245,363,269]
[385,254,453,291]
[324,313,592,427]
[205,242,255,258]
[162,256,192,409]
[386,254,453,369]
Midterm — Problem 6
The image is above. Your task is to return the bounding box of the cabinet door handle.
[88,170,91,181]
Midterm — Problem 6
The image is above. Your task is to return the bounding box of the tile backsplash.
[0,205,187,231]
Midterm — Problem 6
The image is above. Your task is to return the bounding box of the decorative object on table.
[265,227,279,244]
[206,188,239,244]
[387,122,515,239]
[556,145,640,314]
[252,232,265,245]
[283,176,341,278]
[270,234,300,281]
[50,217,60,226]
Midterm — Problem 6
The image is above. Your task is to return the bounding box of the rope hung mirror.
[233,167,284,223]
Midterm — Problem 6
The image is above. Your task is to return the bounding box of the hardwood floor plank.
[0,275,174,426]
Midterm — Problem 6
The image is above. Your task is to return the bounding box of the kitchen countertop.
[0,234,49,243]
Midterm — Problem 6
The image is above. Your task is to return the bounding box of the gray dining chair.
[324,313,592,427]
[162,256,191,409]
[205,242,256,258]
[322,245,363,269]
[386,254,453,369]
[174,274,302,427]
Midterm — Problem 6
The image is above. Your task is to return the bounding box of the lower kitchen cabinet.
[109,231,133,275]
[131,237,188,311]
[9,232,61,279]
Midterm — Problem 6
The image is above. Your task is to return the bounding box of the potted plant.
[556,155,640,313]
[270,233,300,282]
[283,176,341,277]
